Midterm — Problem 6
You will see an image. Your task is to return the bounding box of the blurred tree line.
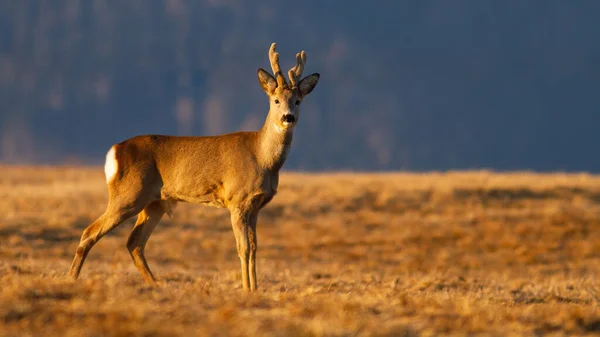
[0,0,599,171]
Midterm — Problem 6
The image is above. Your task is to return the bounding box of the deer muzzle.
[281,114,296,125]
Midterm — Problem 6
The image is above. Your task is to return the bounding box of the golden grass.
[1,166,600,336]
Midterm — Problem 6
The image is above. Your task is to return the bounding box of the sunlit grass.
[0,166,599,336]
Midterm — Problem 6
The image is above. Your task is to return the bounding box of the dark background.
[1,1,598,171]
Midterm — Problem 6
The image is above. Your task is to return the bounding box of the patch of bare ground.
[0,166,599,336]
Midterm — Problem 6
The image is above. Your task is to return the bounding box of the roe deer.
[68,43,320,291]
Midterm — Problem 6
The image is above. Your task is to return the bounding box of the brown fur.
[68,43,320,291]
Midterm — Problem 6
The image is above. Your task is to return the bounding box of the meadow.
[0,166,599,336]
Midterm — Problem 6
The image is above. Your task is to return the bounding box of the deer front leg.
[230,209,250,291]
[248,212,258,291]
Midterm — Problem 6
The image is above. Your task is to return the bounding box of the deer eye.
[274,99,280,104]
[295,100,301,105]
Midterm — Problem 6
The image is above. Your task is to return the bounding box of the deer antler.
[288,50,306,88]
[269,43,287,88]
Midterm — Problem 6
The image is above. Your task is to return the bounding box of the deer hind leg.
[126,201,165,286]
[68,201,142,280]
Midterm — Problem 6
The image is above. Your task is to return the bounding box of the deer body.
[68,43,319,291]
[107,128,290,209]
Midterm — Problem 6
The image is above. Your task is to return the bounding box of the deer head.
[257,43,320,133]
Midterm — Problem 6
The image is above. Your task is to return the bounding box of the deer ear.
[257,68,277,94]
[298,73,320,97]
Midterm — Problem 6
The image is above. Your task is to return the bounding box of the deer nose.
[281,114,296,123]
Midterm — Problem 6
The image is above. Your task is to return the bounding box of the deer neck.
[257,115,294,171]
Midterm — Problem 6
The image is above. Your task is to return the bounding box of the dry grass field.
[0,166,600,336]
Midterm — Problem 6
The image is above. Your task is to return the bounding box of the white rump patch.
[104,146,118,183]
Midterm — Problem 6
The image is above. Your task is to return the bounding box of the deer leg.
[126,201,164,286]
[230,209,250,291]
[68,203,140,280]
[248,212,259,291]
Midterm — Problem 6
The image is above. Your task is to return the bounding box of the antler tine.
[268,43,281,75]
[269,43,287,87]
[288,50,307,87]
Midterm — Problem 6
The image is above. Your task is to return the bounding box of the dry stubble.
[0,167,599,336]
